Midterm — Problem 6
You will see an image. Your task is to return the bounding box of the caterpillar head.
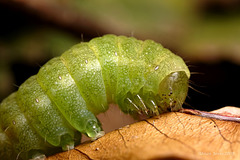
[158,71,189,112]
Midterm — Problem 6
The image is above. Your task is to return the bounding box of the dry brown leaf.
[47,112,240,160]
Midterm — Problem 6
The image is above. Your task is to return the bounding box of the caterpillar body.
[0,35,190,160]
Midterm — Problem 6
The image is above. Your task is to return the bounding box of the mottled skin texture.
[0,35,190,159]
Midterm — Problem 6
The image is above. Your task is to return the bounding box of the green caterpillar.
[0,34,190,160]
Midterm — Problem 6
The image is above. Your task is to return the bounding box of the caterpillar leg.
[85,120,105,140]
[118,71,188,116]
[27,150,46,160]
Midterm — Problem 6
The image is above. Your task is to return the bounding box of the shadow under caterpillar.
[0,34,190,160]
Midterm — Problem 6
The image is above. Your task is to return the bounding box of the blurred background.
[0,0,240,133]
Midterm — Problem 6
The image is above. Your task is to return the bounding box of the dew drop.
[58,76,62,80]
[154,65,159,71]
